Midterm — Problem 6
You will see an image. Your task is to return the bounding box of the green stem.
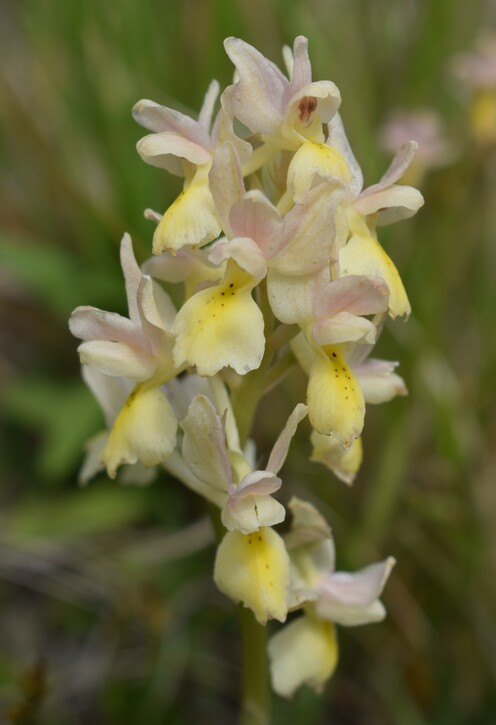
[239,607,270,725]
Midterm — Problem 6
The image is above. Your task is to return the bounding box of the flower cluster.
[70,36,422,696]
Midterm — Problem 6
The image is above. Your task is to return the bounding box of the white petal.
[120,233,143,326]
[354,358,408,404]
[234,470,282,497]
[181,394,231,491]
[284,496,332,550]
[211,109,253,164]
[77,341,155,381]
[136,132,211,173]
[267,268,323,325]
[267,403,308,474]
[143,247,223,287]
[221,493,285,534]
[229,190,283,259]
[316,596,387,627]
[355,185,424,225]
[137,277,176,366]
[81,366,132,426]
[69,307,145,349]
[316,558,395,626]
[209,142,246,238]
[378,141,418,187]
[223,37,287,135]
[133,99,211,148]
[313,275,389,318]
[323,558,395,606]
[312,313,377,346]
[208,237,268,279]
[273,184,342,276]
[284,36,312,100]
[327,113,363,195]
[198,79,220,131]
[165,374,213,421]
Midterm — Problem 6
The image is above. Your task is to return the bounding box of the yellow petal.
[287,140,351,200]
[152,167,221,254]
[268,614,338,697]
[307,347,365,447]
[173,262,265,376]
[471,90,496,146]
[102,384,177,478]
[339,232,410,319]
[310,431,363,485]
[214,527,290,624]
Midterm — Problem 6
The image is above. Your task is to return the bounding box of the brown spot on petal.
[298,95,318,123]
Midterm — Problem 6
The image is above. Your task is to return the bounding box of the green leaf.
[2,376,101,480]
[0,234,122,317]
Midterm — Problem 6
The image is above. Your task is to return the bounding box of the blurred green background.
[1,0,496,722]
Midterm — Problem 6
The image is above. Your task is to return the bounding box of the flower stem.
[239,607,270,725]
[229,281,275,723]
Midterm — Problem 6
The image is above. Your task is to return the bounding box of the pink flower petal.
[313,275,389,319]
[133,99,212,149]
[267,403,308,474]
[223,37,287,135]
[321,558,396,606]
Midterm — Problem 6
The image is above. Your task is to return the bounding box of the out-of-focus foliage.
[1,0,496,723]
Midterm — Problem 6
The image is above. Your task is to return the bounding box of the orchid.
[134,82,250,253]
[291,327,407,461]
[69,234,180,477]
[289,120,424,318]
[268,498,395,697]
[180,395,307,535]
[180,395,306,624]
[223,36,341,150]
[69,34,420,712]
